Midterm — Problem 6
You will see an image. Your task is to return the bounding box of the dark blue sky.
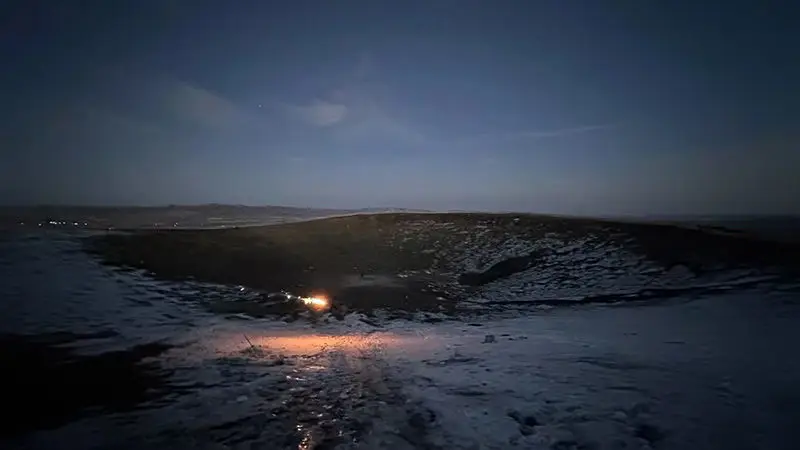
[1,1,798,215]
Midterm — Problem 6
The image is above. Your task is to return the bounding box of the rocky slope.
[85,213,800,318]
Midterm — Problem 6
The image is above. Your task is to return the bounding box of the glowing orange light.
[300,295,329,310]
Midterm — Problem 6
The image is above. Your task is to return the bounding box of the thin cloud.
[281,53,426,147]
[71,66,258,135]
[504,123,617,140]
[160,81,256,132]
[334,110,428,147]
[92,67,271,136]
[457,123,617,146]
[286,100,348,127]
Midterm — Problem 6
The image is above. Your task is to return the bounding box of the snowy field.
[2,230,799,449]
[152,288,799,450]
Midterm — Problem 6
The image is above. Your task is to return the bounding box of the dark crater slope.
[84,213,800,316]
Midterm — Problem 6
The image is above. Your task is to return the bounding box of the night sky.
[1,1,798,215]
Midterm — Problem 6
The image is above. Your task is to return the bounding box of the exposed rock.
[458,251,544,286]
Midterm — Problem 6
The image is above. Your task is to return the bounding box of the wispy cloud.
[333,108,428,147]
[455,123,617,147]
[282,54,616,153]
[160,81,255,132]
[279,54,423,146]
[87,67,273,137]
[39,68,289,166]
[501,123,617,140]
[285,100,348,127]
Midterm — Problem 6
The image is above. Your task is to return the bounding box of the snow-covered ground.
[378,291,800,449]
[3,231,799,450]
[118,288,799,450]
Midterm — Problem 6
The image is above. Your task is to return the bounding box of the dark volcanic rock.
[458,250,545,286]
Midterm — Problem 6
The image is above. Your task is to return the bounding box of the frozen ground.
[18,291,798,450]
[2,231,799,449]
[193,289,800,450]
[379,292,800,449]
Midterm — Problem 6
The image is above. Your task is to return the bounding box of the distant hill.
[0,204,381,230]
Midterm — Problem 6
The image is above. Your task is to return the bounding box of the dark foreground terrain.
[86,212,800,319]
